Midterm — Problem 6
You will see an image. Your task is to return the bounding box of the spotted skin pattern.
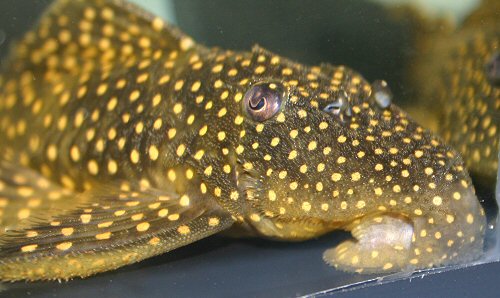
[411,0,499,181]
[0,0,486,281]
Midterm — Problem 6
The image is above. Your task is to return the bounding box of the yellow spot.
[218,107,227,117]
[217,131,226,141]
[208,217,220,227]
[214,187,222,197]
[131,213,144,221]
[466,214,474,224]
[21,244,38,252]
[130,149,140,164]
[46,144,58,161]
[80,214,92,223]
[137,222,150,232]
[254,65,266,74]
[308,141,317,151]
[389,147,399,154]
[17,208,31,219]
[356,200,366,209]
[114,210,126,216]
[61,227,74,236]
[375,164,383,171]
[212,64,223,73]
[149,145,159,161]
[176,144,186,156]
[173,103,183,114]
[302,202,312,212]
[157,209,169,218]
[340,201,348,209]
[96,232,112,240]
[96,221,113,228]
[204,165,213,176]
[87,160,99,175]
[230,191,239,200]
[166,128,177,139]
[445,214,455,223]
[270,137,280,147]
[107,160,118,175]
[56,242,72,251]
[129,90,140,102]
[268,190,277,201]
[331,173,342,182]
[149,237,161,246]
[177,225,190,235]
[432,196,442,206]
[351,172,361,181]
[214,79,224,88]
[250,214,261,222]
[152,17,164,31]
[174,80,184,91]
[180,195,190,207]
[168,214,180,221]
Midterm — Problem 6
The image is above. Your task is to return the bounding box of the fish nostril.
[323,102,342,114]
[322,92,351,120]
[370,80,392,109]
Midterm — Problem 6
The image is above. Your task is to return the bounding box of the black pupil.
[250,97,266,110]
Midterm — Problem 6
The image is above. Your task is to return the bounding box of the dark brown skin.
[0,0,486,281]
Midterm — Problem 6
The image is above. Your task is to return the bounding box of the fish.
[0,0,486,281]
[409,0,499,183]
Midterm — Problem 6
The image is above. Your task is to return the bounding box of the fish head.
[213,46,482,239]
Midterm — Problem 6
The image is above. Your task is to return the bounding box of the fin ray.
[0,184,234,281]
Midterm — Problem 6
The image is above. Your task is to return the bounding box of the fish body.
[410,0,499,181]
[0,0,486,281]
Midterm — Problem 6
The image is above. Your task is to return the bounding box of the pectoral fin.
[0,184,234,281]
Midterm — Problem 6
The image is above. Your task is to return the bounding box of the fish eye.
[243,82,284,122]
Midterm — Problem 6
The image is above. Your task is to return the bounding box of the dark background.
[0,0,499,297]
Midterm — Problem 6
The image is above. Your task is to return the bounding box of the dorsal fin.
[3,0,196,74]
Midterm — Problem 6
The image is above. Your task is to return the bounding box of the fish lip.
[234,161,262,204]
